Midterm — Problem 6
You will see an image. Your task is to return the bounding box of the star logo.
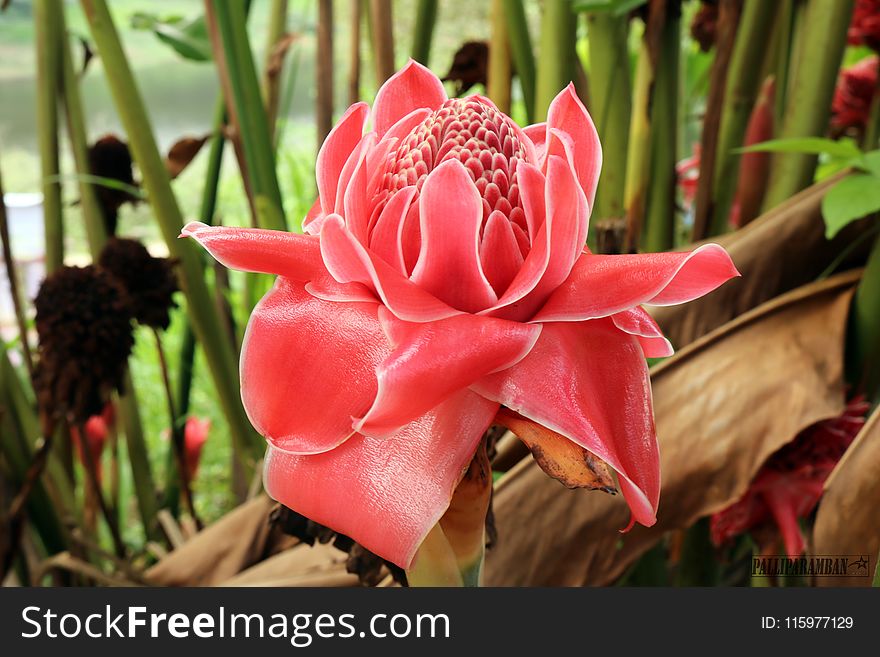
[850,556,870,572]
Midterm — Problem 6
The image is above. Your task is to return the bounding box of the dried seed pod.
[32,265,134,426]
[98,237,179,330]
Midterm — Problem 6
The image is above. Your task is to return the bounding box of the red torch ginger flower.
[71,402,115,483]
[831,56,879,136]
[183,62,739,569]
[710,397,870,558]
[183,416,211,484]
[848,0,880,51]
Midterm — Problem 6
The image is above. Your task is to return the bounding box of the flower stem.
[34,0,64,274]
[761,0,854,212]
[849,232,880,402]
[369,0,395,85]
[316,0,334,145]
[503,0,536,123]
[406,524,465,587]
[81,0,264,466]
[348,0,363,105]
[534,0,577,121]
[587,11,631,226]
[77,422,126,558]
[710,0,779,235]
[0,163,34,378]
[411,0,438,66]
[487,0,512,115]
[261,0,288,138]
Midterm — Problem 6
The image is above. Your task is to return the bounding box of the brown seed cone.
[32,265,134,426]
[98,237,179,330]
[87,134,139,237]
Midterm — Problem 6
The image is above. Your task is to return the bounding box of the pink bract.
[182,61,739,569]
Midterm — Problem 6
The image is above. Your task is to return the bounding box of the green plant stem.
[411,0,438,66]
[34,0,64,273]
[849,233,880,402]
[643,8,679,252]
[711,0,779,235]
[205,0,287,232]
[405,524,466,587]
[761,0,854,212]
[58,7,160,541]
[864,75,880,152]
[261,0,288,136]
[692,0,742,241]
[587,12,631,225]
[487,0,512,114]
[624,40,652,252]
[534,0,577,121]
[77,421,126,558]
[81,0,263,467]
[348,0,363,105]
[369,0,395,85]
[316,0,334,145]
[0,165,34,378]
[503,0,536,123]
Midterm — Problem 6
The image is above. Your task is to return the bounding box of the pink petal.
[372,60,447,137]
[317,102,369,215]
[410,159,498,313]
[263,388,498,569]
[533,244,740,322]
[241,278,390,454]
[369,186,418,274]
[612,307,674,358]
[546,83,602,208]
[480,210,525,296]
[319,214,460,322]
[488,154,587,321]
[523,122,547,164]
[471,320,660,528]
[302,198,322,234]
[181,222,329,284]
[356,308,541,437]
[341,133,378,243]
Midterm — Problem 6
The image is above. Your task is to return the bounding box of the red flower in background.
[831,56,879,136]
[710,397,870,557]
[184,62,738,569]
[848,0,880,51]
[70,402,115,483]
[183,417,210,484]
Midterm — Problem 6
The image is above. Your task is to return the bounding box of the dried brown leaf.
[221,542,352,587]
[494,409,616,492]
[812,407,880,587]
[146,496,295,586]
[483,271,859,586]
[652,174,872,348]
[165,134,211,180]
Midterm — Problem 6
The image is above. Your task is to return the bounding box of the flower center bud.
[378,98,528,233]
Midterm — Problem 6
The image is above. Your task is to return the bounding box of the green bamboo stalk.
[261,0,288,137]
[58,6,160,541]
[863,76,880,151]
[691,0,742,242]
[711,0,779,235]
[642,7,679,252]
[411,0,438,66]
[205,0,287,232]
[534,0,577,121]
[369,0,395,85]
[586,12,631,224]
[487,0,512,114]
[761,0,854,212]
[316,0,334,145]
[772,0,795,130]
[849,234,880,402]
[80,1,263,466]
[624,41,652,252]
[34,0,64,273]
[503,0,536,123]
[348,0,363,105]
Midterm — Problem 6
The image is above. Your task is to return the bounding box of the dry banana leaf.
[221,542,355,587]
[652,173,872,349]
[483,271,859,586]
[811,407,880,587]
[165,134,210,179]
[146,496,295,586]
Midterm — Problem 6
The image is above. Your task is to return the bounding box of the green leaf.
[856,150,880,177]
[735,137,862,160]
[821,173,880,239]
[130,13,212,62]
